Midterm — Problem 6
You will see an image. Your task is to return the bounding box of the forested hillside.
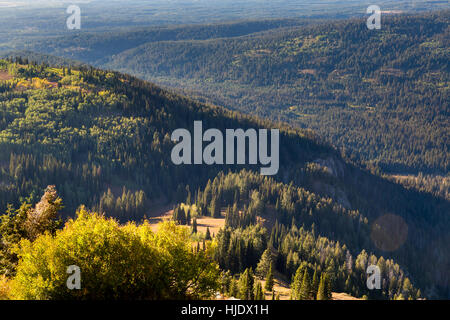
[199,170,420,300]
[0,59,448,299]
[25,19,308,65]
[36,10,446,175]
[0,58,329,217]
[2,0,446,53]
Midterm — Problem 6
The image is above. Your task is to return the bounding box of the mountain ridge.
[28,10,448,175]
[0,57,448,298]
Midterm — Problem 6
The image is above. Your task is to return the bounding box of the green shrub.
[10,209,220,300]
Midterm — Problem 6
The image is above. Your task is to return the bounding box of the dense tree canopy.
[0,58,448,299]
[97,11,449,174]
[5,208,220,300]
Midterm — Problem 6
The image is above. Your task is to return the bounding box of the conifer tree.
[229,278,238,298]
[256,248,273,278]
[192,218,197,234]
[221,271,232,295]
[265,263,274,292]
[316,274,327,300]
[210,196,221,218]
[291,265,304,300]
[205,227,212,240]
[238,268,255,300]
[173,206,187,225]
[172,206,178,222]
[179,208,186,225]
[416,289,421,300]
[311,268,319,299]
[196,188,202,208]
[299,269,312,300]
[186,209,191,226]
[325,273,332,300]
[254,281,265,300]
[234,190,239,203]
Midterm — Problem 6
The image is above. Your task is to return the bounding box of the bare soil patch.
[0,70,12,81]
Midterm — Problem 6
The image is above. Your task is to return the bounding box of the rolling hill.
[20,11,449,175]
[0,58,448,298]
